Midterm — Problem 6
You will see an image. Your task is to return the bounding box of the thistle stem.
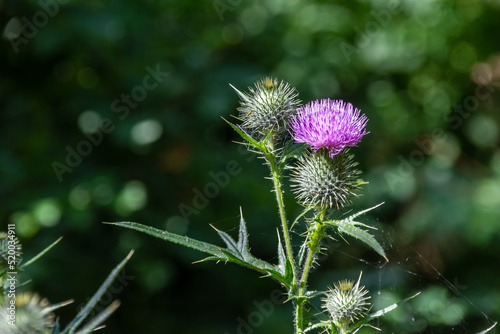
[265,147,300,332]
[267,152,297,282]
[295,209,327,333]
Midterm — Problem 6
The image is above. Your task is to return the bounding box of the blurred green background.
[2,0,500,332]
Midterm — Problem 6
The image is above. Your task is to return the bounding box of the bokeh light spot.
[33,198,61,227]
[116,180,147,215]
[9,212,39,238]
[3,17,22,40]
[131,119,163,145]
[69,185,91,210]
[240,6,268,35]
[78,110,102,134]
[473,178,500,209]
[465,114,498,148]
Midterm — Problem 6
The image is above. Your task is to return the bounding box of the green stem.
[295,209,327,333]
[268,152,297,283]
[265,146,299,332]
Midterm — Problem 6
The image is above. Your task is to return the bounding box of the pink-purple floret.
[290,99,369,158]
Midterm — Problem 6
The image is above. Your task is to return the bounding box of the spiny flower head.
[322,272,370,327]
[291,149,364,210]
[231,77,301,142]
[0,293,55,334]
[290,99,368,158]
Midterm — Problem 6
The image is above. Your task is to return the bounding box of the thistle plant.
[0,233,133,334]
[109,77,427,333]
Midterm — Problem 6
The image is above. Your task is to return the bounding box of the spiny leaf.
[107,221,226,259]
[211,225,238,254]
[336,202,384,225]
[290,205,314,230]
[20,237,63,269]
[336,223,387,261]
[277,230,286,274]
[296,241,308,270]
[222,117,260,148]
[304,321,333,333]
[237,207,250,256]
[108,217,290,287]
[62,250,134,334]
[276,230,293,281]
[324,203,387,261]
[74,301,120,334]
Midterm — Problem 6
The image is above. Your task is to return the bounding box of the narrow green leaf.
[337,202,384,225]
[107,221,226,259]
[324,203,387,261]
[221,117,260,148]
[74,300,121,334]
[276,231,293,284]
[211,225,238,254]
[51,322,61,334]
[237,208,250,256]
[336,223,387,261]
[290,205,314,230]
[20,237,63,269]
[63,250,134,334]
[277,230,286,275]
[304,321,333,333]
[296,241,308,270]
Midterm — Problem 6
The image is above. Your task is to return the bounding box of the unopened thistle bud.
[322,272,370,330]
[291,149,364,210]
[0,293,55,334]
[231,77,301,142]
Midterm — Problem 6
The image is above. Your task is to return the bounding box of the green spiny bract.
[291,149,364,211]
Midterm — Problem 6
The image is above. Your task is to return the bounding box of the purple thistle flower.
[290,99,369,158]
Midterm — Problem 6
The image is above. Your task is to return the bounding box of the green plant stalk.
[296,210,327,333]
[267,151,297,283]
[264,145,300,331]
